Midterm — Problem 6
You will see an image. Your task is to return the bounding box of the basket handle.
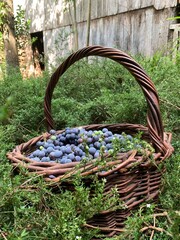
[44,45,166,153]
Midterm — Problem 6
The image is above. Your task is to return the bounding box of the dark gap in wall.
[176,2,180,23]
[31,31,45,71]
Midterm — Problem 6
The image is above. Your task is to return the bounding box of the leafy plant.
[167,16,180,20]
[0,1,7,32]
[0,52,179,239]
[14,5,30,37]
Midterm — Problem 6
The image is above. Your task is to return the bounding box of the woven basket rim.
[7,123,173,183]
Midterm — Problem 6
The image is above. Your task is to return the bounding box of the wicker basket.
[7,46,174,237]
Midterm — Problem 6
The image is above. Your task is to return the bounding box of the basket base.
[86,167,162,238]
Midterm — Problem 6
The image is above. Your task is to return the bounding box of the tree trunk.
[3,0,19,70]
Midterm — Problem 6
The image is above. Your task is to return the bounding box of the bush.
[0,52,179,239]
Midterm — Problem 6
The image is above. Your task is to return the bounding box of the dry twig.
[150,213,156,240]
[0,229,8,240]
[140,225,172,237]
[83,223,125,232]
[140,211,173,239]
[160,98,180,111]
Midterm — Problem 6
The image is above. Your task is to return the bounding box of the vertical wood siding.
[25,0,178,66]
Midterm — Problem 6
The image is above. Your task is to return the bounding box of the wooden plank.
[170,24,180,61]
[26,0,178,31]
[24,0,178,64]
[26,0,45,33]
[154,0,177,10]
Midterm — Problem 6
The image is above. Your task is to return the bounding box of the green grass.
[0,51,179,239]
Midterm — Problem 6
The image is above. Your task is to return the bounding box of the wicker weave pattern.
[7,46,174,237]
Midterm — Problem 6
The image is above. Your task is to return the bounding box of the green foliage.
[14,5,31,37]
[46,176,121,240]
[0,52,179,239]
[50,58,147,129]
[160,143,180,211]
[0,96,13,123]
[0,71,49,143]
[167,16,180,20]
[0,166,122,240]
[0,1,7,32]
[0,1,6,67]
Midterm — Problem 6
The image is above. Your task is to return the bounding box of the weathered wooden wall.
[24,0,178,66]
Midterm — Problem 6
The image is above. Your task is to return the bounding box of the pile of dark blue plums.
[28,127,134,164]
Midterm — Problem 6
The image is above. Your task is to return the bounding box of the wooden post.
[73,0,79,51]
[86,0,91,47]
[170,23,180,62]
